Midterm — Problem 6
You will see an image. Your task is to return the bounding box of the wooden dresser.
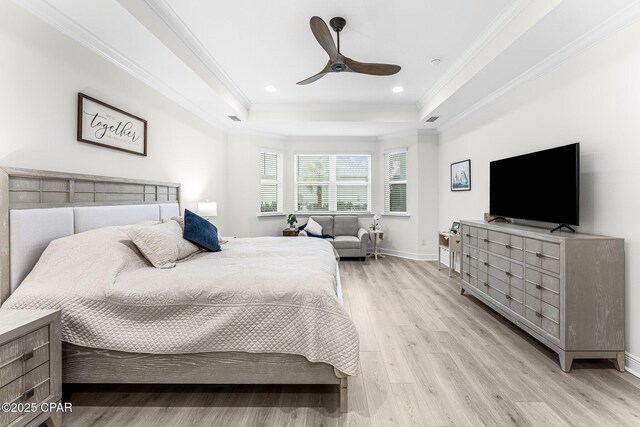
[0,310,62,427]
[460,220,624,372]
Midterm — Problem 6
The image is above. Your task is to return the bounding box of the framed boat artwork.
[451,159,471,191]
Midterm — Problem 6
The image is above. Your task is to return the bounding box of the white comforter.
[2,227,359,375]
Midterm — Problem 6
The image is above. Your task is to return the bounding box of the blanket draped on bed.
[3,227,359,376]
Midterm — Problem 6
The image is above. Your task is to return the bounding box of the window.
[260,151,283,214]
[384,149,407,214]
[295,154,371,213]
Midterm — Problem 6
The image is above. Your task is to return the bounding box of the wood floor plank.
[62,258,640,426]
[359,351,406,427]
[515,402,571,427]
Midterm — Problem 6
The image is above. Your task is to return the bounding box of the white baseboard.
[378,248,437,261]
[625,352,640,378]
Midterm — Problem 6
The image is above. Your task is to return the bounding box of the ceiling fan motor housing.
[329,17,346,32]
[331,63,347,72]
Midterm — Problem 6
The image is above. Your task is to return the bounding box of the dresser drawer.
[477,228,488,250]
[462,243,478,261]
[485,254,524,290]
[0,326,49,388]
[524,294,560,338]
[462,225,478,247]
[525,268,560,308]
[525,239,561,274]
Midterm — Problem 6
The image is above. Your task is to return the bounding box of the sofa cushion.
[333,235,361,250]
[334,216,359,237]
[309,216,334,236]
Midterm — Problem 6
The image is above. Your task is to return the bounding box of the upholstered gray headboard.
[0,167,181,304]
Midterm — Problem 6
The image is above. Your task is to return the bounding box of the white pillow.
[305,217,323,236]
[124,220,200,268]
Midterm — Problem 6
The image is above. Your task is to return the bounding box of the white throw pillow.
[305,217,323,236]
[124,220,200,268]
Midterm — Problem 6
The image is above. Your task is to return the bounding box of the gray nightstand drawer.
[0,310,61,427]
[0,326,49,388]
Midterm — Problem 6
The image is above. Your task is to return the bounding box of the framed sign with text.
[77,93,147,156]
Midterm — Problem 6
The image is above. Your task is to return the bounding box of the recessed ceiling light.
[392,86,404,93]
[264,85,277,92]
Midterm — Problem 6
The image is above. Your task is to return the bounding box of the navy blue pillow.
[183,209,221,252]
[298,222,333,239]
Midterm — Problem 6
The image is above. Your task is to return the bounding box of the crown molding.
[144,0,251,110]
[377,129,419,142]
[417,0,532,109]
[227,128,285,140]
[437,0,640,132]
[285,135,378,143]
[15,0,229,133]
[250,103,418,113]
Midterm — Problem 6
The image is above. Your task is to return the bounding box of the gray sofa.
[299,215,369,260]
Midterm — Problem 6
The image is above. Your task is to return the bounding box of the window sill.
[295,212,373,216]
[257,212,286,217]
[382,213,411,217]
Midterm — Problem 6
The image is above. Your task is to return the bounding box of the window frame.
[258,149,284,216]
[294,153,372,214]
[384,148,408,215]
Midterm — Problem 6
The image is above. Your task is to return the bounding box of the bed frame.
[0,167,348,412]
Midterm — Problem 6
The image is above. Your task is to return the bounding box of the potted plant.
[370,214,381,231]
[287,213,297,230]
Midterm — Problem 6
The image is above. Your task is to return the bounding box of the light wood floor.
[62,257,640,426]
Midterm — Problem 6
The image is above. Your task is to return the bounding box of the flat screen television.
[489,143,580,227]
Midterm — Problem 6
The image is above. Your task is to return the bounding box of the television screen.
[489,143,580,225]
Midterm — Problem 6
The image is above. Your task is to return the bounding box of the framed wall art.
[451,159,471,191]
[77,93,147,156]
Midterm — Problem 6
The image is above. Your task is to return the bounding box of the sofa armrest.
[357,228,370,243]
[298,230,308,237]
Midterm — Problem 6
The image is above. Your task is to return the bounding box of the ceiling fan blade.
[296,71,330,85]
[345,57,401,76]
[297,62,332,85]
[310,16,339,60]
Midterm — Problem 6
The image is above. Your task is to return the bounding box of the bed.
[0,167,357,412]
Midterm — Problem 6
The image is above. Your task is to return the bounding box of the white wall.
[438,20,640,358]
[0,1,228,229]
[226,132,287,237]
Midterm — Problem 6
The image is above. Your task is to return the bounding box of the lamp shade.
[198,201,218,217]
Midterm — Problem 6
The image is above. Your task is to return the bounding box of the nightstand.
[0,310,62,427]
[282,228,300,237]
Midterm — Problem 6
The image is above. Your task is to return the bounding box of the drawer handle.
[535,311,542,318]
[505,271,511,277]
[535,284,542,290]
[505,244,511,249]
[465,254,470,258]
[465,233,470,237]
[23,350,34,361]
[484,262,489,266]
[24,388,34,400]
[465,272,470,276]
[482,281,488,286]
[535,252,544,258]
[505,294,511,300]
[483,238,489,242]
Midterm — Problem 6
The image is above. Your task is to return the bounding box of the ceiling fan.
[297,16,401,85]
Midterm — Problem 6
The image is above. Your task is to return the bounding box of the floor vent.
[425,116,439,123]
[228,115,241,122]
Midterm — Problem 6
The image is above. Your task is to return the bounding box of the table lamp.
[197,201,218,221]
